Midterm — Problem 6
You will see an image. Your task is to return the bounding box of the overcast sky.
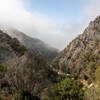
[0,0,100,50]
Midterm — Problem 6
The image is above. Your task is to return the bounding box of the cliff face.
[52,15,100,80]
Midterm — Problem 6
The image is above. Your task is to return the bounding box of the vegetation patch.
[9,38,27,55]
[15,88,40,100]
[44,78,85,100]
[0,64,7,78]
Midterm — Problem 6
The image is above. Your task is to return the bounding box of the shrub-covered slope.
[52,15,100,82]
[0,30,26,63]
[5,28,59,59]
[0,30,54,99]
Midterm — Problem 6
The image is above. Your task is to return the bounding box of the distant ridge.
[2,27,59,59]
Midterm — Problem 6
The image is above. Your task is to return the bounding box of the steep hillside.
[0,53,52,97]
[0,30,57,99]
[52,15,100,82]
[0,30,26,63]
[4,28,59,59]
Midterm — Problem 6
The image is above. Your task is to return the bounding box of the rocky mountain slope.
[1,14,100,100]
[0,30,56,99]
[0,30,26,63]
[1,53,52,97]
[52,15,100,82]
[4,28,59,59]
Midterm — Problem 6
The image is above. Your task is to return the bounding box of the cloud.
[0,0,100,50]
[83,0,100,19]
[0,0,68,50]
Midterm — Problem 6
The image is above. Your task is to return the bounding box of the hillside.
[52,15,100,82]
[4,28,59,59]
[0,30,27,63]
[0,30,57,99]
[1,14,100,100]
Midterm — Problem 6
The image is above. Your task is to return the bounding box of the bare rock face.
[52,15,100,80]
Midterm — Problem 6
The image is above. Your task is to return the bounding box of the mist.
[0,0,100,50]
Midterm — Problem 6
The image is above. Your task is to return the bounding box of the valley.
[0,15,100,100]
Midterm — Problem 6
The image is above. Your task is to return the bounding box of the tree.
[15,88,40,100]
[48,78,85,100]
[10,38,27,55]
[95,66,100,82]
[85,66,100,100]
[0,64,7,78]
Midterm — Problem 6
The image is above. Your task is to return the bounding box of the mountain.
[1,15,100,100]
[3,28,59,59]
[0,30,27,63]
[2,14,100,100]
[52,15,100,82]
[0,30,57,99]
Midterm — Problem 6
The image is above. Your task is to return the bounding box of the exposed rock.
[52,15,100,80]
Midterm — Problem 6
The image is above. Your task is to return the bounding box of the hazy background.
[0,0,100,50]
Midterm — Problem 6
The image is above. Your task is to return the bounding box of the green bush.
[89,62,96,70]
[83,51,91,61]
[95,66,100,82]
[48,69,65,83]
[0,92,5,100]
[87,79,92,85]
[15,88,40,100]
[86,66,100,100]
[47,78,85,100]
[10,38,27,55]
[0,64,7,78]
[52,59,59,69]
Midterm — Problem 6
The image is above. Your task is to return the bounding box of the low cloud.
[0,0,68,50]
[0,0,100,50]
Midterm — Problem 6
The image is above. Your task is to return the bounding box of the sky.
[0,0,100,50]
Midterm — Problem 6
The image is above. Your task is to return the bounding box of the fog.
[0,0,100,50]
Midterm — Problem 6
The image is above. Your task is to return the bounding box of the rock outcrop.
[52,15,100,81]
